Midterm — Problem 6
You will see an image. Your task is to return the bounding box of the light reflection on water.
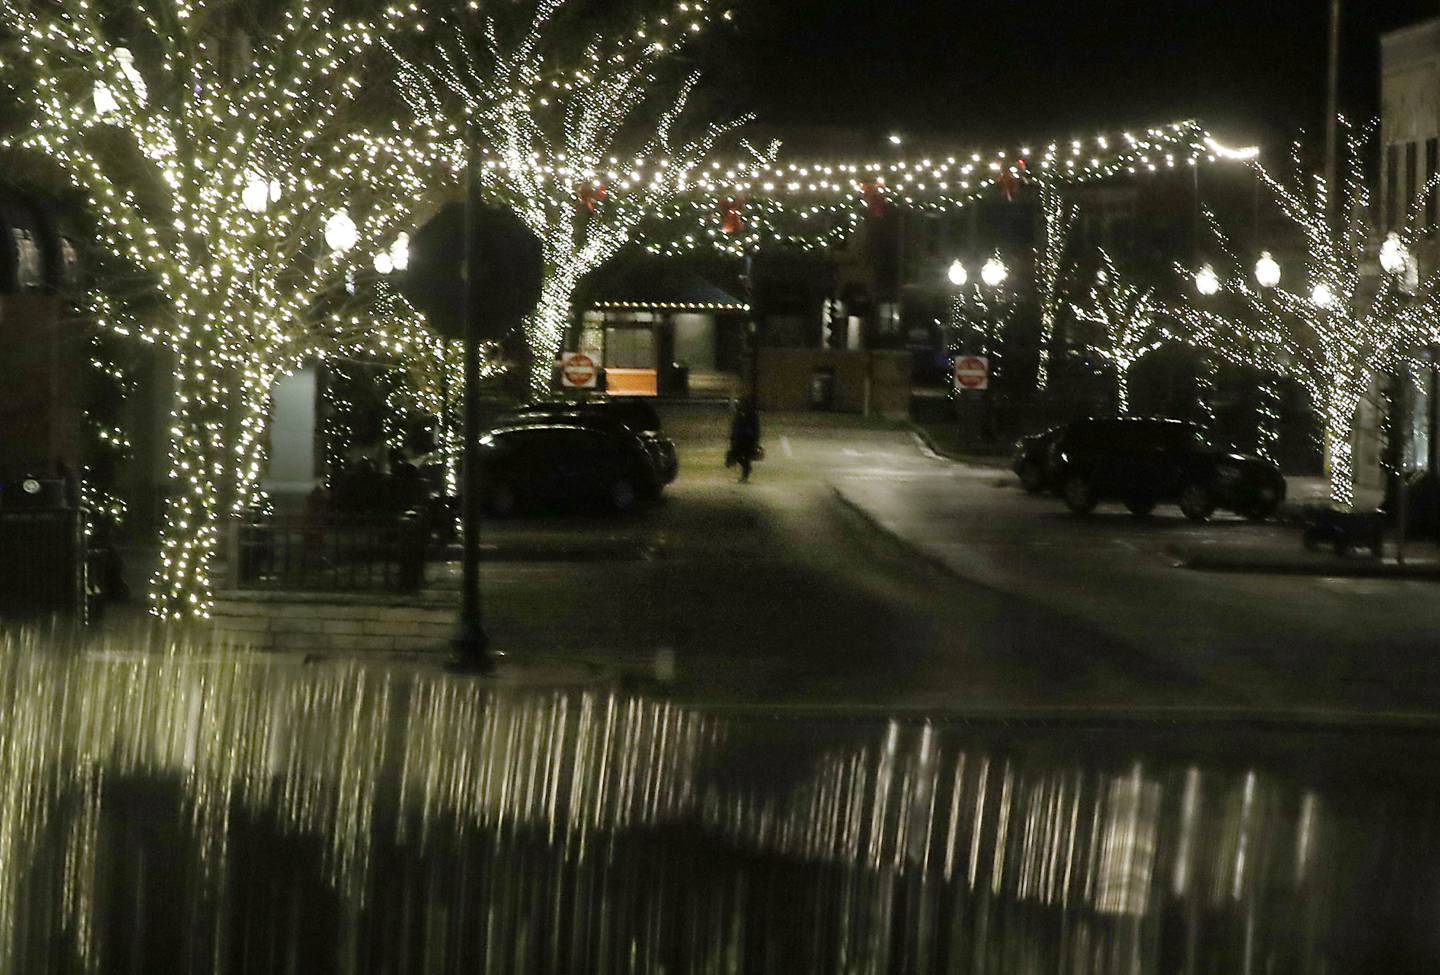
[1,628,1437,973]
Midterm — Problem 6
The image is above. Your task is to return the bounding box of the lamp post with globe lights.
[1378,231,1416,557]
[1254,252,1281,290]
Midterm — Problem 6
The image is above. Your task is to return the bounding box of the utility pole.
[1325,0,1342,215]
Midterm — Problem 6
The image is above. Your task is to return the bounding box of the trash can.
[0,478,90,622]
[808,367,835,410]
[670,361,690,398]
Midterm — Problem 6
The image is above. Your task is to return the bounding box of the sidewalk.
[1169,474,1440,578]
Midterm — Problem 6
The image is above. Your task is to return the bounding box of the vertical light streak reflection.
[0,629,1393,973]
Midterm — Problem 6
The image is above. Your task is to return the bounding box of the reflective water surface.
[2,629,1439,973]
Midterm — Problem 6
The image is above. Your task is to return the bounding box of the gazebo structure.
[578,265,749,398]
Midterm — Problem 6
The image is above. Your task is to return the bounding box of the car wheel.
[1179,483,1215,522]
[1124,495,1157,517]
[1019,462,1045,494]
[1239,500,1278,522]
[609,477,639,512]
[1062,475,1097,515]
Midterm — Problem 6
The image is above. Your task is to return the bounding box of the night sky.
[696,0,1440,151]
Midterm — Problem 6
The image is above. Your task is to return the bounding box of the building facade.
[1381,17,1440,481]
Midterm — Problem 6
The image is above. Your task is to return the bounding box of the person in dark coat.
[726,397,762,482]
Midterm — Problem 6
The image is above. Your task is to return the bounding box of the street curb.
[1166,543,1440,580]
[905,422,1013,470]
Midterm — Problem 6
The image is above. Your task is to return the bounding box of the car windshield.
[6,0,1440,970]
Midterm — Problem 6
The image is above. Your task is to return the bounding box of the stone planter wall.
[213,590,458,653]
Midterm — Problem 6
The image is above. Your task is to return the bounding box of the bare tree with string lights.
[383,0,760,396]
[1072,250,1162,416]
[1170,120,1438,509]
[1034,177,1077,392]
[0,0,422,617]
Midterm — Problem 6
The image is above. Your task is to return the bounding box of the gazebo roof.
[589,266,748,312]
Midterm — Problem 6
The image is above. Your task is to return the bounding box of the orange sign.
[561,352,598,388]
[953,355,989,391]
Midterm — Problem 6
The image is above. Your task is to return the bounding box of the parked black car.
[505,399,678,484]
[1046,417,1286,520]
[1012,426,1064,494]
[476,420,661,515]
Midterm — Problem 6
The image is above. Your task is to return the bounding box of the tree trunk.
[149,357,270,619]
[524,275,576,399]
[1036,306,1056,392]
[1322,385,1364,509]
[1116,367,1131,416]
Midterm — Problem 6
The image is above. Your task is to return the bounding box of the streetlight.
[888,133,904,146]
[324,210,358,253]
[1254,251,1281,289]
[242,175,274,214]
[1195,265,1220,296]
[1380,231,1408,276]
[1311,281,1335,309]
[980,254,1008,288]
[947,259,967,287]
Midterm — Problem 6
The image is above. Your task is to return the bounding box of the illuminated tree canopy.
[1169,121,1438,508]
[0,0,420,616]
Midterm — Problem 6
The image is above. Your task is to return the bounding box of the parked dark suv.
[476,421,661,515]
[1046,417,1286,520]
[506,399,678,484]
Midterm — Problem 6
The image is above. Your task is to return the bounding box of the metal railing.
[230,511,429,593]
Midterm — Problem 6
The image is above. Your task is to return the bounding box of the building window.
[603,326,655,368]
[1426,139,1438,231]
[1386,144,1400,230]
[12,228,42,291]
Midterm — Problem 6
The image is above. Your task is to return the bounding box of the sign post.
[405,143,543,674]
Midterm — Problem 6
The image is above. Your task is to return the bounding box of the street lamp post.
[1379,231,1412,561]
[978,254,1008,442]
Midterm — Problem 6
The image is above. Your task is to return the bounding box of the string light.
[385,0,751,396]
[1170,119,1437,508]
[0,0,427,617]
[1072,249,1161,415]
[1034,178,1077,391]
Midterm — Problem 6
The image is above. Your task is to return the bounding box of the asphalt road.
[464,407,1440,716]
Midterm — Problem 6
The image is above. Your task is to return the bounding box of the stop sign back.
[953,355,989,391]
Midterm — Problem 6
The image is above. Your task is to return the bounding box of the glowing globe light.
[373,252,394,274]
[1254,251,1281,289]
[980,255,1008,288]
[1195,265,1220,296]
[93,82,118,115]
[947,259,967,287]
[241,177,271,214]
[324,210,358,253]
[1311,281,1336,309]
[388,232,410,272]
[1379,231,1408,276]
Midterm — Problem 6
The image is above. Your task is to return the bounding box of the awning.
[589,266,748,313]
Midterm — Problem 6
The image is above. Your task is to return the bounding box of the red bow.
[996,169,1021,201]
[721,195,746,234]
[575,182,608,213]
[860,180,889,218]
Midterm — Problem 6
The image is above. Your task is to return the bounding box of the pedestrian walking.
[726,397,762,482]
